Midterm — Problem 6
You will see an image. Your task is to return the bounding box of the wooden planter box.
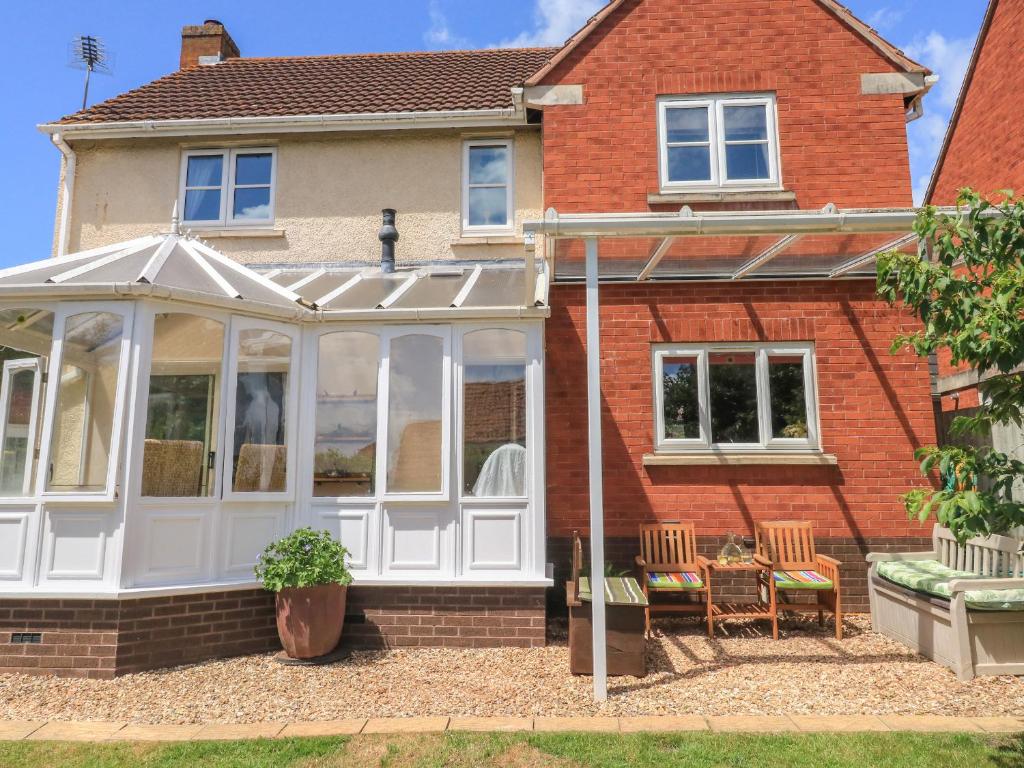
[567,580,647,677]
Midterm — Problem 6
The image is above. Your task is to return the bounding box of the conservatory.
[0,228,549,596]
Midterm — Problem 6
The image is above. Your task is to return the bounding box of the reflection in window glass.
[463,329,526,497]
[662,355,700,440]
[665,106,712,182]
[708,351,759,444]
[315,332,378,497]
[232,152,273,221]
[0,309,53,497]
[142,314,224,497]
[769,354,809,439]
[387,334,443,493]
[183,154,224,222]
[231,329,290,493]
[466,143,510,228]
[48,312,124,492]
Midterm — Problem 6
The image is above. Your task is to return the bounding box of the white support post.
[584,236,608,702]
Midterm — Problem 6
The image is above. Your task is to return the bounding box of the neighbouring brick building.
[0,0,944,676]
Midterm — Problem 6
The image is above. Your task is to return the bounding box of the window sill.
[643,451,837,467]
[647,189,797,205]
[189,227,285,239]
[452,234,521,246]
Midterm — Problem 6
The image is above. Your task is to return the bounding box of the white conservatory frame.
[0,277,549,597]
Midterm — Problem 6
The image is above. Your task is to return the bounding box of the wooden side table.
[699,556,779,639]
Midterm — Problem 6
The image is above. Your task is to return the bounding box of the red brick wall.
[544,280,937,540]
[536,0,915,213]
[929,0,1024,206]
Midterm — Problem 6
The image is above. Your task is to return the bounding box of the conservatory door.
[0,359,42,497]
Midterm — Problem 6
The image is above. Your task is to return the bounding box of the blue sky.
[1,0,987,267]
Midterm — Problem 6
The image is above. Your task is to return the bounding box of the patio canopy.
[0,232,547,320]
[525,205,934,282]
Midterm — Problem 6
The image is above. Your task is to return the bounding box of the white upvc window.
[462,139,514,235]
[657,94,780,190]
[653,343,818,452]
[179,147,277,227]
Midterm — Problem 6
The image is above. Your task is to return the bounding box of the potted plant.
[255,527,353,659]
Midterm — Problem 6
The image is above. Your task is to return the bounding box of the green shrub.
[254,527,353,592]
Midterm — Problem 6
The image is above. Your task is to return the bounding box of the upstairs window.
[657,95,779,190]
[653,343,818,452]
[463,140,513,234]
[180,148,276,227]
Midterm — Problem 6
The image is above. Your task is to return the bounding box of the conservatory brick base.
[0,585,547,678]
[547,535,934,615]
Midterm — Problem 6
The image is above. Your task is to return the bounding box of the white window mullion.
[755,349,771,448]
[698,349,712,448]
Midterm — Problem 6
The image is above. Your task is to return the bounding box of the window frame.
[461,139,515,236]
[221,316,299,502]
[37,302,135,502]
[657,94,781,191]
[0,358,44,497]
[652,342,819,453]
[178,147,277,228]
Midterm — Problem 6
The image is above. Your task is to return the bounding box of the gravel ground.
[1,615,1021,723]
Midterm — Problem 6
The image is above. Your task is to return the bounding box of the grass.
[0,732,1019,768]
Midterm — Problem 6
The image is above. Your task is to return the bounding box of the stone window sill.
[191,227,286,239]
[450,236,525,246]
[647,190,797,205]
[643,452,838,467]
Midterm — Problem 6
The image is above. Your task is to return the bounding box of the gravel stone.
[0,616,1020,724]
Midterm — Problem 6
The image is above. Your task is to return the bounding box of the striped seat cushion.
[647,571,703,590]
[578,576,649,606]
[773,569,833,590]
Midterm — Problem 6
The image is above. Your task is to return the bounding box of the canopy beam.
[828,233,918,278]
[637,237,676,281]
[731,234,801,279]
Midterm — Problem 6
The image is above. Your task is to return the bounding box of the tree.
[876,190,1024,543]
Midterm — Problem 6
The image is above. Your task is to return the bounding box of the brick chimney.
[180,19,239,69]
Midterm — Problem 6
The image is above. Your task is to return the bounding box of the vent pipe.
[378,208,398,273]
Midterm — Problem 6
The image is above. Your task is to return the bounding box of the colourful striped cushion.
[773,570,833,590]
[647,571,703,590]
[577,576,649,606]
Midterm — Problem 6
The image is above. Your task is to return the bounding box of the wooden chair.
[635,522,709,635]
[754,521,843,639]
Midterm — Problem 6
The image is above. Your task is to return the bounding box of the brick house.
[924,0,1024,494]
[0,2,940,677]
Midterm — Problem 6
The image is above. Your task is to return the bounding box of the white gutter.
[37,107,529,140]
[525,206,967,239]
[51,133,76,257]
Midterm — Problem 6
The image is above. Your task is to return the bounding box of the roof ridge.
[222,46,560,63]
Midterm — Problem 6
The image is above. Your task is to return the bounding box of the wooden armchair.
[754,521,843,639]
[635,522,709,635]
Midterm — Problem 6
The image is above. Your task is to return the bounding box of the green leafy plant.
[876,189,1024,542]
[254,527,353,592]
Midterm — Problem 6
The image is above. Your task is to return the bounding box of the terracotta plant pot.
[274,583,347,659]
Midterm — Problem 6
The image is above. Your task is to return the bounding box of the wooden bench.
[867,524,1024,680]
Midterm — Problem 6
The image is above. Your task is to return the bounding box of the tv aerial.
[68,35,113,110]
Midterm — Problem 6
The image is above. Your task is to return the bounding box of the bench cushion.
[578,576,649,606]
[876,559,1024,611]
[773,569,833,590]
[647,571,704,590]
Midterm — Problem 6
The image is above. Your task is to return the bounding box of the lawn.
[0,732,1020,768]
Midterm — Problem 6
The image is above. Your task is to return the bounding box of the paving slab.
[619,716,709,733]
[28,721,127,741]
[790,715,890,732]
[708,715,799,733]
[362,717,450,734]
[449,717,534,732]
[534,717,619,733]
[969,717,1024,733]
[0,721,45,740]
[193,723,286,740]
[278,719,367,737]
[880,715,983,733]
[113,724,205,741]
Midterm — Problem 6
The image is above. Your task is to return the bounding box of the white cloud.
[866,6,906,32]
[497,0,605,48]
[424,1,469,49]
[902,32,976,203]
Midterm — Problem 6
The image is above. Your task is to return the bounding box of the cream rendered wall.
[59,129,543,266]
